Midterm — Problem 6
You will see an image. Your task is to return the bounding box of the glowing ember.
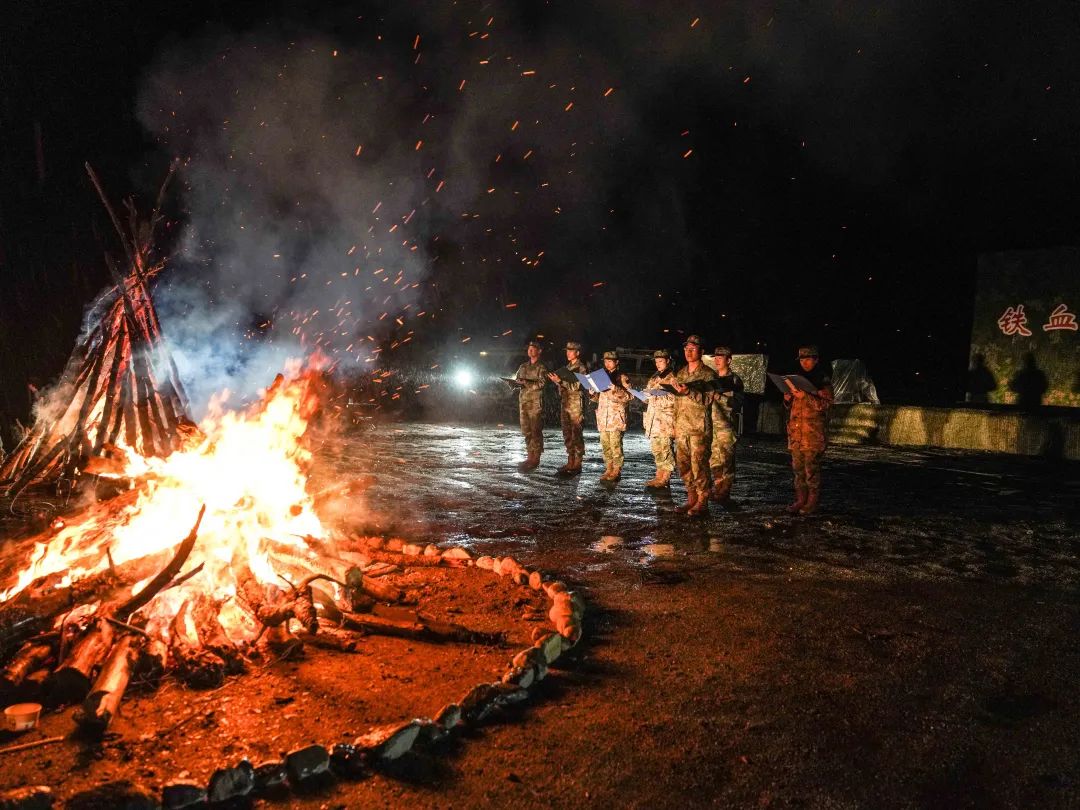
[1,360,331,639]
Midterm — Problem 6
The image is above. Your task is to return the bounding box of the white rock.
[441,547,472,560]
[354,720,421,760]
[543,581,568,597]
[475,556,495,570]
[502,665,536,689]
[534,632,563,664]
[423,544,440,556]
[434,703,462,730]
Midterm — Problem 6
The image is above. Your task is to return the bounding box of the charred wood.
[0,642,54,692]
[75,633,135,733]
[47,618,114,702]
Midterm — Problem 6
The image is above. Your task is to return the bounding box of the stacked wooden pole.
[0,164,189,496]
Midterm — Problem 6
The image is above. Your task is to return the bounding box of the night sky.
[2,0,1080,427]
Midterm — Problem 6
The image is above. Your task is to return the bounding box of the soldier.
[643,349,677,489]
[783,345,833,514]
[708,346,744,504]
[671,335,717,516]
[514,340,549,471]
[547,341,587,475]
[591,350,632,482]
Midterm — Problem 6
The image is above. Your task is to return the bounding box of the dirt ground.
[2,422,1078,808]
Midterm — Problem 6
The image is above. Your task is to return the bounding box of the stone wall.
[757,402,1080,460]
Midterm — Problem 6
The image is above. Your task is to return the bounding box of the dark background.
[3,0,1080,440]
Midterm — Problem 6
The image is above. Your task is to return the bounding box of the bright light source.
[453,368,475,389]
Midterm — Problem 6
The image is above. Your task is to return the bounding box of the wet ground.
[3,422,1079,808]
[311,423,1080,808]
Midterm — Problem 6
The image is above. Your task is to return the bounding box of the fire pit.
[0,175,586,807]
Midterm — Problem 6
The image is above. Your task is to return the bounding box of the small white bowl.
[4,702,42,732]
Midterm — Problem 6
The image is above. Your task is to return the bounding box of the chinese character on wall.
[997,305,1032,337]
[1043,304,1078,332]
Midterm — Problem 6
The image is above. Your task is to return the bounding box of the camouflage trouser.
[520,404,544,457]
[710,426,737,488]
[599,430,624,470]
[675,434,711,498]
[561,407,585,456]
[649,435,676,474]
[790,447,823,495]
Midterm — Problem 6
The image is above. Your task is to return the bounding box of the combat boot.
[787,486,807,513]
[645,469,671,489]
[799,490,820,515]
[556,456,574,476]
[675,488,698,513]
[609,466,622,482]
[687,491,709,518]
[710,478,732,504]
[518,452,540,472]
[599,464,613,481]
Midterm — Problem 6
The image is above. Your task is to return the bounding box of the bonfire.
[0,171,492,735]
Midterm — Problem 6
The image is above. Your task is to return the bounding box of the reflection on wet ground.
[312,422,1079,589]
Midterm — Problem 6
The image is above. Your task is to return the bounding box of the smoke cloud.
[135,1,941,412]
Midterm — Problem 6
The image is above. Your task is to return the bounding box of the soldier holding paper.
[708,346,744,504]
[643,349,677,489]
[671,335,717,516]
[591,350,632,482]
[782,345,833,514]
[547,341,588,475]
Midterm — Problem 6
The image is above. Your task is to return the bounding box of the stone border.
[151,544,586,808]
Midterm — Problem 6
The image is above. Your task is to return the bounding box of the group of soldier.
[512,336,833,517]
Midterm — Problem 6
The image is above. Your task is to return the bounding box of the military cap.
[526,339,542,349]
[713,345,733,358]
[683,335,703,347]
[797,345,819,358]
[565,341,582,351]
[602,350,619,361]
[652,349,671,359]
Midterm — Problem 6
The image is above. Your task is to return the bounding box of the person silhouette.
[965,353,997,404]
[1008,353,1049,410]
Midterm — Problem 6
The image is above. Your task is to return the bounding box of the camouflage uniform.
[674,357,717,504]
[644,368,677,478]
[594,354,631,479]
[555,349,587,466]
[709,350,745,501]
[515,356,549,461]
[784,346,833,513]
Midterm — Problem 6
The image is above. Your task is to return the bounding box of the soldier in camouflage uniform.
[643,349,677,489]
[708,346,745,504]
[783,345,833,514]
[547,341,587,476]
[672,335,718,517]
[514,340,549,471]
[591,350,632,482]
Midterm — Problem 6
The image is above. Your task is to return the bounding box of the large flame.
[1,361,331,637]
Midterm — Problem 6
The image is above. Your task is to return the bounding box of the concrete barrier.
[757,402,1080,460]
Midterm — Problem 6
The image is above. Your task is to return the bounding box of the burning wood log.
[43,506,204,702]
[263,544,396,609]
[0,641,54,692]
[336,610,506,646]
[168,616,226,690]
[187,594,244,675]
[47,618,115,703]
[114,505,205,621]
[130,620,167,690]
[75,633,135,733]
